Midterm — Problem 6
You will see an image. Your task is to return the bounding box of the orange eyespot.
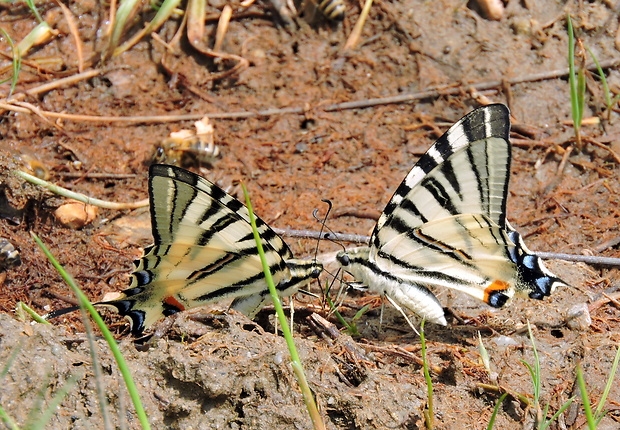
[483,280,509,303]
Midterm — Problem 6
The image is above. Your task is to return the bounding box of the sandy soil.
[1,0,620,428]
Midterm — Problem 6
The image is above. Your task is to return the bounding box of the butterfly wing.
[378,214,518,304]
[98,164,321,335]
[373,104,511,240]
[339,104,565,325]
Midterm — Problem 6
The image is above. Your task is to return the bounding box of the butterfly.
[47,164,322,336]
[336,104,566,325]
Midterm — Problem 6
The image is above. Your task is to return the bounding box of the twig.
[3,58,620,124]
[586,138,620,164]
[534,252,620,267]
[343,0,374,51]
[272,227,369,244]
[589,291,620,313]
[15,170,148,210]
[1,69,100,104]
[361,343,443,374]
[54,0,84,72]
[25,69,100,97]
[59,172,139,179]
[273,227,620,267]
[15,169,618,268]
[323,58,620,112]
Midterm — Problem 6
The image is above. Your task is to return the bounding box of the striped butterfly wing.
[48,165,322,336]
[338,104,566,325]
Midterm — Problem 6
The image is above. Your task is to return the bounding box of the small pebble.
[54,200,98,229]
[566,303,591,331]
[493,335,519,347]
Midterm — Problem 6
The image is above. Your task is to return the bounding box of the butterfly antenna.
[312,199,346,253]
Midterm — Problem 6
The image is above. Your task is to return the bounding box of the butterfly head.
[310,265,322,279]
[335,250,351,267]
[282,260,323,292]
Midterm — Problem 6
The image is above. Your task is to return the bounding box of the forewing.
[373,104,511,252]
[148,164,294,260]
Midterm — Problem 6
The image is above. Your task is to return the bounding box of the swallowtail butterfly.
[48,165,322,335]
[337,104,566,325]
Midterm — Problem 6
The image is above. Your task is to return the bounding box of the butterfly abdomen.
[337,247,447,325]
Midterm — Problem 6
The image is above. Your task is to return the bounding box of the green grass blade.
[567,15,579,126]
[0,404,20,430]
[576,363,595,429]
[30,374,80,430]
[567,14,583,146]
[242,185,326,430]
[25,0,44,23]
[526,321,541,405]
[486,393,507,430]
[112,0,182,57]
[594,344,620,420]
[0,28,20,98]
[30,233,151,430]
[539,397,574,430]
[577,66,586,123]
[420,320,434,429]
[16,302,50,324]
[325,293,358,335]
[1,342,23,379]
[350,304,371,324]
[108,0,143,54]
[587,47,612,108]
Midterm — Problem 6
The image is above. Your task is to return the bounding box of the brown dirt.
[1,0,620,429]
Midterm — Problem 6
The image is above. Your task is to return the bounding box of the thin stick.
[272,227,369,244]
[587,138,620,164]
[2,69,100,103]
[15,170,148,210]
[534,252,620,267]
[343,0,374,51]
[2,59,620,124]
[273,228,620,267]
[54,0,84,72]
[322,57,620,112]
[213,5,233,53]
[17,169,618,267]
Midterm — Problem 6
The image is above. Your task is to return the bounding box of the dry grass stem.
[54,0,84,72]
[213,5,233,53]
[187,0,206,45]
[343,0,374,51]
[587,139,620,164]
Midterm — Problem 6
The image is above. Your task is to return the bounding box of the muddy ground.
[1,0,620,429]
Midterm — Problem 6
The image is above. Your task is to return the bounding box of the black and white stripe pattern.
[316,0,346,20]
[337,104,566,325]
[48,165,322,336]
[0,238,21,272]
